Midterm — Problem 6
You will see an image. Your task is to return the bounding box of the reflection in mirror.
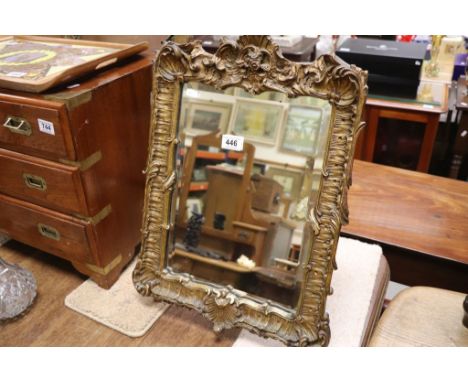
[168,82,332,309]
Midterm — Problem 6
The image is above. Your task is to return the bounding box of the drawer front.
[0,194,95,264]
[0,148,88,215]
[234,227,255,244]
[0,98,75,161]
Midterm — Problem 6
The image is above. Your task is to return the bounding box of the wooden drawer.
[0,148,88,215]
[0,193,95,264]
[0,96,75,161]
[233,226,255,244]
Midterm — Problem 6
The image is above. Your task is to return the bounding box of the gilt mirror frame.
[133,35,367,346]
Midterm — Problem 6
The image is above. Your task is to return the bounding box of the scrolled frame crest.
[133,35,367,346]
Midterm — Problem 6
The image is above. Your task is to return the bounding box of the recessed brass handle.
[3,116,32,136]
[23,173,47,191]
[37,223,60,241]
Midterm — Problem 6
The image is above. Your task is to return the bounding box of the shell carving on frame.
[133,35,368,346]
[203,289,241,332]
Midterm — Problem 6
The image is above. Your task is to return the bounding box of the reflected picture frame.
[280,105,322,156]
[133,36,367,346]
[184,100,232,135]
[230,98,285,145]
[186,197,203,220]
[265,166,304,200]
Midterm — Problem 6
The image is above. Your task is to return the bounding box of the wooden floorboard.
[0,240,239,346]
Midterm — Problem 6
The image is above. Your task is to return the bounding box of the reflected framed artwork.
[280,106,322,156]
[185,100,232,135]
[265,166,304,199]
[133,36,367,346]
[231,99,284,145]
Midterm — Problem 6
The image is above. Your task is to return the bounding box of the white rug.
[64,237,387,342]
[65,260,169,337]
[233,237,388,347]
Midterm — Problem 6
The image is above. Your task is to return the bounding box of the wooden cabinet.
[0,55,153,288]
[450,76,468,179]
[355,83,449,173]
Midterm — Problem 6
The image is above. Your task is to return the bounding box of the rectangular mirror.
[133,36,367,346]
[170,85,332,310]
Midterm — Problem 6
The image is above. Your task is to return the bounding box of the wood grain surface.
[345,160,468,265]
[369,286,468,346]
[0,240,239,346]
[0,54,153,288]
[0,148,87,215]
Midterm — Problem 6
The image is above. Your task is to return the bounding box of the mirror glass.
[167,82,332,309]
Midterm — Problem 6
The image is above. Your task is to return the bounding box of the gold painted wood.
[133,36,368,346]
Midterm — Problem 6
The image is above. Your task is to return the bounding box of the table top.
[367,80,449,114]
[344,160,468,265]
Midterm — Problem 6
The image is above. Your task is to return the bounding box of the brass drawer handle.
[37,224,60,241]
[23,173,47,191]
[3,116,32,136]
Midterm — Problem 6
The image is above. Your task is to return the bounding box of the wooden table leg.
[417,113,440,172]
[363,106,379,162]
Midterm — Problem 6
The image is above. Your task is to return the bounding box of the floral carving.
[133,36,367,346]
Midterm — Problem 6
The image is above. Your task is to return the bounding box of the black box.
[336,38,428,99]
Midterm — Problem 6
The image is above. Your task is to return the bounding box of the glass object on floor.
[0,257,37,320]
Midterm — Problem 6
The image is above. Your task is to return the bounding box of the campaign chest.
[0,55,152,288]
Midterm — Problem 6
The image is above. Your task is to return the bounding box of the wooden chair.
[369,287,468,346]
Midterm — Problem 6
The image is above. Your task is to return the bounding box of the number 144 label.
[221,134,244,152]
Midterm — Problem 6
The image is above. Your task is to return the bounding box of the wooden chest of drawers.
[0,54,152,288]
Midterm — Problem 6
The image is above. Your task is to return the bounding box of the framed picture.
[252,162,267,175]
[192,166,207,182]
[280,105,322,156]
[265,166,303,199]
[185,100,232,135]
[186,198,203,220]
[231,99,284,145]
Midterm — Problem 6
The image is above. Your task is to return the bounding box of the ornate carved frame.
[133,36,367,346]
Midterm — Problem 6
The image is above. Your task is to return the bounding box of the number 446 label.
[221,134,244,152]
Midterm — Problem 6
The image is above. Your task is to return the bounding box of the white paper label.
[422,104,435,109]
[37,119,55,135]
[221,134,244,151]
